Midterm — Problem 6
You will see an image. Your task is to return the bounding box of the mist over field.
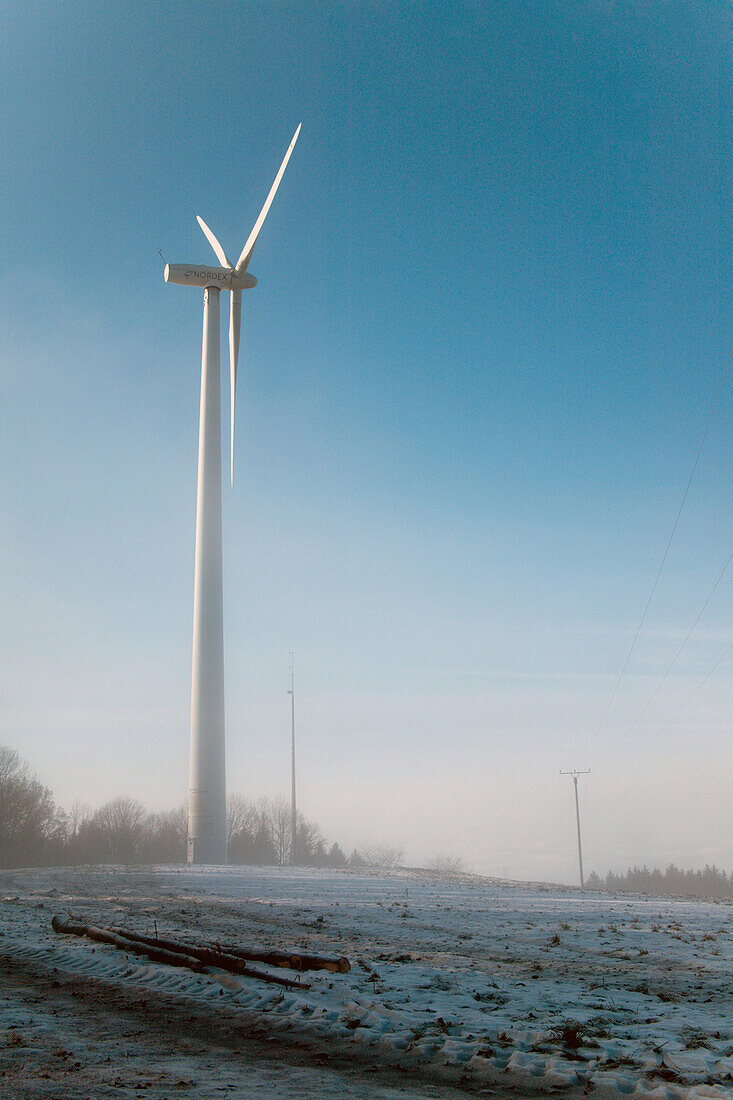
[1,3,731,887]
[3,5,733,1097]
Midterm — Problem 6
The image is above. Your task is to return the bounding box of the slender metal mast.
[287,652,297,864]
[560,769,590,888]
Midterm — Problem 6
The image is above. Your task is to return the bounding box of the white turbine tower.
[165,124,301,864]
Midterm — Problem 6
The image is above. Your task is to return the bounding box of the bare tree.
[227,794,277,864]
[268,797,292,865]
[426,854,465,875]
[0,747,353,871]
[227,793,257,844]
[83,796,149,863]
[355,844,404,869]
[148,804,187,862]
[0,747,56,867]
[66,800,91,840]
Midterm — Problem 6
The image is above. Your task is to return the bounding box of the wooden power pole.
[560,769,590,888]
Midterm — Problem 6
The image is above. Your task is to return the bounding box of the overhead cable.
[617,545,733,740]
[591,342,733,744]
[594,635,733,770]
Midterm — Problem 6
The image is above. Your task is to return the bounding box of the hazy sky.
[1,1,732,882]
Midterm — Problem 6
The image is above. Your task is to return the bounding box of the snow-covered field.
[1,865,732,1098]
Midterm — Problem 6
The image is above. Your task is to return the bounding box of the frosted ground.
[1,866,732,1098]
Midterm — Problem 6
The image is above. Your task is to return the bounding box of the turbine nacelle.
[164,264,257,291]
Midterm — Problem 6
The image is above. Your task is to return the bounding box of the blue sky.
[1,1,732,880]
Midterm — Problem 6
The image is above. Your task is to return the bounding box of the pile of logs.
[51,914,350,989]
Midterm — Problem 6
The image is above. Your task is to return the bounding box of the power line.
[610,545,733,745]
[591,342,733,744]
[594,636,733,771]
[646,640,733,750]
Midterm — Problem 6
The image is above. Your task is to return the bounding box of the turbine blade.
[196,215,232,268]
[229,288,241,485]
[235,123,301,275]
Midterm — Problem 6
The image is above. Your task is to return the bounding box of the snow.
[1,864,732,1098]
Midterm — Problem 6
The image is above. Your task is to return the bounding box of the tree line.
[586,864,733,900]
[0,746,397,870]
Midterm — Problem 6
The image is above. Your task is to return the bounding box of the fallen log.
[108,926,308,987]
[111,927,299,971]
[51,915,205,972]
[215,944,351,974]
[208,945,304,971]
[52,916,307,989]
[287,951,351,975]
[110,923,349,975]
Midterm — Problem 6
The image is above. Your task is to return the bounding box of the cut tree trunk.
[215,944,351,974]
[52,916,306,988]
[109,926,307,985]
[51,915,205,971]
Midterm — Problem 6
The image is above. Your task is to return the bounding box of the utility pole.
[287,652,296,865]
[560,769,590,888]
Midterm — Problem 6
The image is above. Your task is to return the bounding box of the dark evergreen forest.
[586,865,733,900]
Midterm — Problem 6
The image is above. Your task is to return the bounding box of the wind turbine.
[164,124,301,864]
